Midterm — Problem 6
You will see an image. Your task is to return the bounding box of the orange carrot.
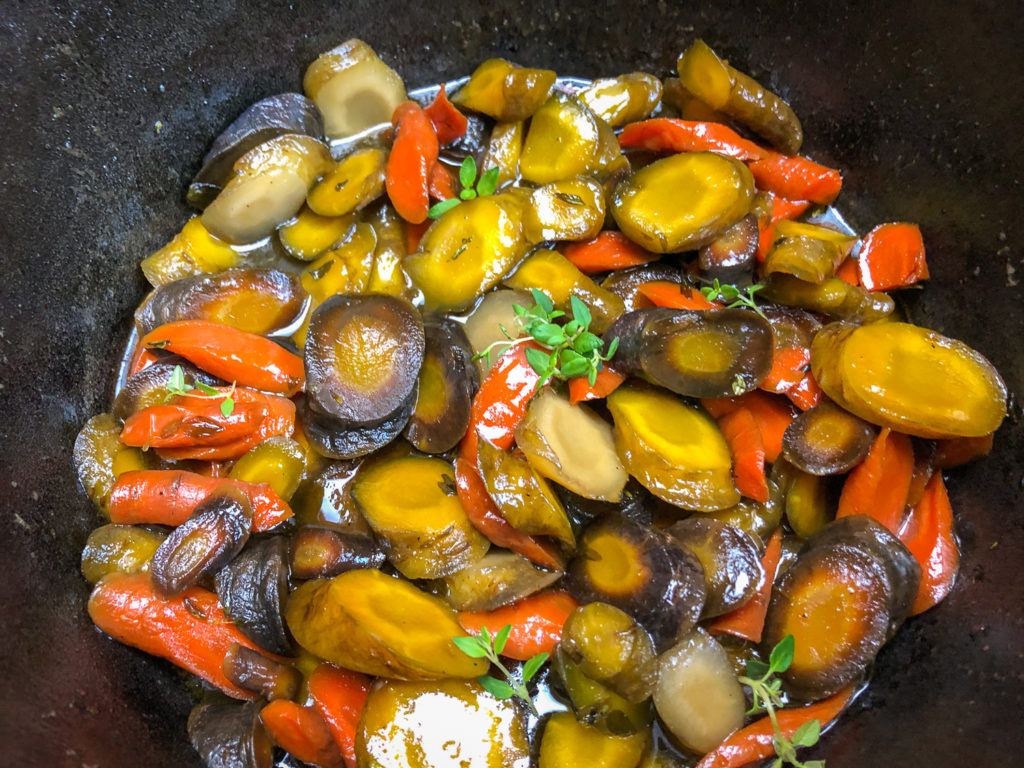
[618,118,770,161]
[141,320,305,396]
[636,280,719,310]
[707,527,783,642]
[405,219,431,253]
[307,664,371,768]
[458,591,578,661]
[837,428,914,533]
[702,391,796,463]
[899,473,960,615]
[756,221,776,263]
[785,371,824,410]
[386,100,439,224]
[128,345,160,376]
[835,256,860,286]
[697,687,852,768]
[759,346,810,394]
[428,160,456,201]
[568,366,626,405]
[424,84,468,145]
[857,222,929,291]
[717,407,769,502]
[769,194,813,224]
[261,700,345,768]
[108,469,292,531]
[748,153,843,205]
[562,231,658,274]
[934,433,994,468]
[87,573,263,699]
[120,398,268,450]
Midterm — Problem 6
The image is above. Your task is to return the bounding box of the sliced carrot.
[307,663,371,768]
[755,220,776,263]
[261,700,345,768]
[857,222,929,291]
[87,573,263,699]
[899,473,960,615]
[424,84,468,145]
[128,345,160,376]
[748,153,843,205]
[835,256,860,286]
[702,391,796,463]
[707,527,783,642]
[141,320,304,396]
[618,118,770,161]
[717,407,770,502]
[428,160,456,201]
[562,231,658,274]
[785,371,824,410]
[405,219,431,253]
[636,280,719,310]
[769,195,813,224]
[760,346,810,394]
[568,366,626,405]
[120,398,268,449]
[697,687,852,768]
[386,100,439,224]
[934,433,994,468]
[108,469,292,531]
[837,428,914,533]
[458,591,578,661]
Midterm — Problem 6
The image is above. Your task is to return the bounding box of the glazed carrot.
[386,100,439,224]
[458,591,578,661]
[696,687,852,768]
[87,573,262,699]
[837,428,914,533]
[785,371,824,410]
[636,280,719,310]
[568,366,626,405]
[141,320,304,396]
[899,473,959,615]
[835,256,860,286]
[128,345,160,376]
[455,457,564,571]
[424,84,468,145]
[308,663,371,768]
[769,195,813,224]
[857,222,929,291]
[120,399,268,449]
[905,442,936,508]
[619,119,770,161]
[108,469,292,531]
[717,407,769,502]
[428,160,456,201]
[934,433,994,468]
[755,221,776,263]
[707,527,783,642]
[759,346,810,394]
[702,391,796,463]
[405,219,431,253]
[748,153,843,205]
[261,700,345,768]
[562,231,658,274]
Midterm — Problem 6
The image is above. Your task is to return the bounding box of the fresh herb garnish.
[164,364,236,416]
[428,156,501,218]
[701,278,768,320]
[452,624,548,716]
[738,635,825,768]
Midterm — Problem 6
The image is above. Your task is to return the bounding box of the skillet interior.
[1,1,1021,765]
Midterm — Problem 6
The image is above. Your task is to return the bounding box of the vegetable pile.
[74,36,1007,768]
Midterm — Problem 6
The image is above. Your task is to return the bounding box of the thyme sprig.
[701,278,768,320]
[452,624,548,716]
[428,156,500,218]
[164,364,236,416]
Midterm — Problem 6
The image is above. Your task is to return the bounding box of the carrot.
[405,219,431,253]
[696,687,852,768]
[141,320,305,396]
[562,231,658,274]
[785,371,824,410]
[618,118,770,161]
[934,433,994,468]
[837,428,914,533]
[108,469,292,531]
[636,280,719,310]
[386,100,439,224]
[756,194,812,263]
[748,153,843,205]
[455,456,564,571]
[307,664,371,768]
[128,345,160,376]
[424,84,468,145]
[458,591,578,661]
[568,366,626,405]
[899,473,960,615]
[428,160,456,201]
[707,527,783,642]
[716,407,769,502]
[756,221,776,263]
[702,391,796,463]
[835,256,860,286]
[759,346,810,394]
[261,700,345,768]
[87,573,263,699]
[120,398,268,450]
[857,222,929,291]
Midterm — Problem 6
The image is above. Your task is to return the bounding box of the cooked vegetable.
[899,473,959,615]
[187,701,272,768]
[300,393,417,460]
[522,176,607,243]
[698,214,759,286]
[567,514,707,650]
[762,273,894,322]
[308,663,371,768]
[229,436,306,502]
[812,321,1008,438]
[454,58,556,121]
[520,92,614,184]
[715,405,770,502]
[539,711,649,768]
[351,454,489,579]
[457,590,577,661]
[563,231,659,275]
[612,152,755,253]
[748,153,843,206]
[223,643,302,701]
[836,427,915,533]
[780,463,830,539]
[424,83,469,145]
[278,206,354,261]
[782,401,875,476]
[286,569,487,679]
[291,526,385,580]
[140,216,240,287]
[514,387,627,502]
[551,647,654,734]
[434,550,562,612]
[858,222,929,290]
[403,319,478,453]
[618,118,768,161]
[707,527,783,642]
[481,119,525,185]
[666,517,764,618]
[764,223,853,283]
[386,100,439,224]
[303,39,406,139]
[80,524,167,584]
[215,536,293,656]
[600,263,686,312]
[357,678,530,768]
[567,365,626,405]
[654,628,746,754]
[607,385,740,511]
[560,602,656,702]
[73,413,152,513]
[261,700,345,768]
[462,289,532,374]
[307,147,387,218]
[699,492,783,547]
[578,72,663,127]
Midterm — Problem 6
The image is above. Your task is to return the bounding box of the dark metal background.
[1,1,1021,765]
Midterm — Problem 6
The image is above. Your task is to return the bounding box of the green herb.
[428,157,502,218]
[738,635,825,768]
[164,364,235,416]
[701,278,768,320]
[452,624,548,716]
[553,192,585,206]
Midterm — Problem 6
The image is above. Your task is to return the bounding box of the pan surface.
[1,1,1021,765]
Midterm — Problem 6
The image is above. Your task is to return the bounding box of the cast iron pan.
[1,1,1021,765]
